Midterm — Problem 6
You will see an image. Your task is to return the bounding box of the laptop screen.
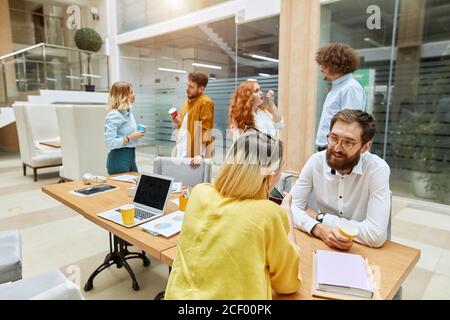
[134,174,172,211]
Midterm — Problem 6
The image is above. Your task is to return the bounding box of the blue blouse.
[104,109,137,150]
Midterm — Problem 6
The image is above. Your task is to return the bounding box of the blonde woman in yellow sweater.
[165,129,302,299]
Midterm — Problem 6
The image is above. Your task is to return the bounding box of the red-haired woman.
[228,80,284,140]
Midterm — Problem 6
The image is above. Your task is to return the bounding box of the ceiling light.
[82,73,101,78]
[364,37,383,47]
[250,54,279,63]
[192,62,222,70]
[258,73,271,77]
[157,67,187,74]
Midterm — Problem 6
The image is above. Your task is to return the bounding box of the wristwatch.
[316,213,325,223]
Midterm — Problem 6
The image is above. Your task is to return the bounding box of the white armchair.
[55,105,108,181]
[12,104,62,181]
[0,230,22,284]
[0,269,84,300]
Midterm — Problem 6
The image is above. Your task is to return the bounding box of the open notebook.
[312,250,379,299]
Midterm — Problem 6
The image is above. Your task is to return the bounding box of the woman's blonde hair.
[107,81,134,111]
[214,130,283,200]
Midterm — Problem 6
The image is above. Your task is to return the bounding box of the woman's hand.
[128,131,145,141]
[281,192,298,248]
[265,90,282,123]
[266,90,275,108]
[280,192,292,216]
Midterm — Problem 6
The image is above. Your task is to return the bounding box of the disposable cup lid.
[168,107,177,114]
[120,204,134,210]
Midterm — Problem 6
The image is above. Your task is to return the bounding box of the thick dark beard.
[326,146,361,172]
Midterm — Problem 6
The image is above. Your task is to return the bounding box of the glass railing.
[0,43,110,107]
[117,0,231,34]
[9,8,74,47]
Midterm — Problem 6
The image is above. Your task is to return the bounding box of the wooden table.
[161,229,420,300]
[43,178,420,299]
[42,177,180,261]
[39,140,61,148]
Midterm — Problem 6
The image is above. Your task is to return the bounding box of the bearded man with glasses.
[290,109,391,249]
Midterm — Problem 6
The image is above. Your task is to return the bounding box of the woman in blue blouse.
[104,81,144,174]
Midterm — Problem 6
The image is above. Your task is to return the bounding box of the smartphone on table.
[269,187,284,204]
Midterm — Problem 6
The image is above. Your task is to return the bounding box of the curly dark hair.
[315,44,359,75]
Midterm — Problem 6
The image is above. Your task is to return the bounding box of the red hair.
[228,81,256,130]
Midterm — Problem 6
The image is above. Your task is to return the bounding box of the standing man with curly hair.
[315,44,365,152]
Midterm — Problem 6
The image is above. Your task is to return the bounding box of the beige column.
[391,0,426,121]
[279,0,320,173]
[0,0,19,151]
[0,0,15,104]
[0,0,16,104]
[0,0,13,56]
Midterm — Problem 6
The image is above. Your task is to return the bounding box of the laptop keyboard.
[135,208,157,220]
[115,208,157,221]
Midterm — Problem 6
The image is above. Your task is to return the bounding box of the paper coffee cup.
[137,124,147,132]
[338,221,358,240]
[178,194,188,211]
[168,107,178,120]
[120,204,135,225]
[127,186,136,197]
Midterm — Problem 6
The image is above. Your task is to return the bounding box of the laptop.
[97,172,174,228]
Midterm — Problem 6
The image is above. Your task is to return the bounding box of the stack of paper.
[315,250,373,298]
[141,210,185,237]
[109,174,138,183]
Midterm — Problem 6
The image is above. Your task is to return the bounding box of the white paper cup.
[338,221,358,240]
[127,186,137,197]
[168,108,178,120]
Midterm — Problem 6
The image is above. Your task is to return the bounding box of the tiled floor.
[0,150,449,299]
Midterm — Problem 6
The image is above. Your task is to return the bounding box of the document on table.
[109,174,138,183]
[141,210,185,237]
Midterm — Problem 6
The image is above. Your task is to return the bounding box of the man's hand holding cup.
[169,107,180,126]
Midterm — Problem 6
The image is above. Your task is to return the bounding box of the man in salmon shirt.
[171,71,215,168]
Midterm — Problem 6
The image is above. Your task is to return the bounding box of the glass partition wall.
[119,16,280,159]
[119,0,449,206]
[319,0,450,205]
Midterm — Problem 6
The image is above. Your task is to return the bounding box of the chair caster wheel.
[154,291,165,300]
[84,282,93,292]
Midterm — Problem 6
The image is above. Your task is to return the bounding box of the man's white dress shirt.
[290,150,391,248]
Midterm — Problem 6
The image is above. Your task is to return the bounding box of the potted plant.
[74,28,102,92]
[394,111,440,199]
